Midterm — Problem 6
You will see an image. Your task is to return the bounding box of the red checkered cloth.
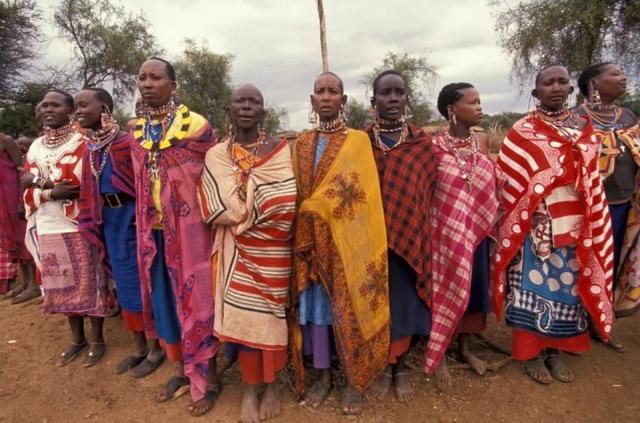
[493,114,614,342]
[0,248,17,281]
[368,125,435,303]
[425,131,501,373]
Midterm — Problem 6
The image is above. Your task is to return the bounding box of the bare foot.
[240,385,260,423]
[341,385,363,415]
[259,383,281,421]
[393,371,414,402]
[435,358,451,391]
[461,350,488,376]
[188,383,221,417]
[522,355,553,385]
[370,365,392,399]
[305,369,331,408]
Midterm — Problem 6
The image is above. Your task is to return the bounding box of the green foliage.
[112,108,131,129]
[0,0,42,99]
[491,0,640,88]
[263,105,289,136]
[345,99,371,130]
[480,112,526,132]
[362,51,437,126]
[621,86,640,116]
[174,39,233,136]
[0,82,52,137]
[54,0,163,102]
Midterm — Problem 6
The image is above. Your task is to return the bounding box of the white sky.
[35,0,530,130]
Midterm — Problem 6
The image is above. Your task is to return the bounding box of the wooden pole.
[316,0,329,72]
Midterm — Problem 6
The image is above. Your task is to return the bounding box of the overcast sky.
[36,0,530,130]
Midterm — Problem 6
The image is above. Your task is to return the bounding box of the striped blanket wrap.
[493,115,614,341]
[426,131,500,373]
[198,139,296,350]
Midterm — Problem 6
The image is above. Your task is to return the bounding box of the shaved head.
[232,83,264,105]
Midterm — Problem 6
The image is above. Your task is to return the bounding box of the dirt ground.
[1,299,638,423]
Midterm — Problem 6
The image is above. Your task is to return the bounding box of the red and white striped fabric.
[426,132,501,373]
[0,248,17,281]
[493,114,614,340]
[198,139,296,350]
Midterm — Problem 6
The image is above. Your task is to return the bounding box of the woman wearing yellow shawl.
[291,72,390,415]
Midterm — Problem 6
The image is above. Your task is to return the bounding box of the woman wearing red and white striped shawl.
[429,83,501,387]
[575,64,640,345]
[493,66,614,384]
[366,70,434,401]
[198,84,296,422]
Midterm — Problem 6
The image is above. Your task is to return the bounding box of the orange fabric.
[238,348,287,385]
[457,313,487,335]
[160,339,183,362]
[121,309,145,333]
[388,336,411,364]
[512,329,590,361]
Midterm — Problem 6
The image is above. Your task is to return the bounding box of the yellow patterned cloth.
[290,128,390,394]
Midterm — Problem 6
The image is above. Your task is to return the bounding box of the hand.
[51,181,80,200]
[20,172,36,190]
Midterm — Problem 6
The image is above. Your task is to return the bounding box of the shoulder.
[620,107,639,126]
[184,110,210,133]
[346,128,372,144]
[26,136,44,159]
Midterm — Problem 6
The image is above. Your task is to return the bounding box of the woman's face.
[74,90,104,130]
[449,87,483,127]
[137,59,176,108]
[593,64,627,102]
[40,92,72,129]
[373,74,407,121]
[229,84,265,132]
[534,66,572,111]
[311,74,346,122]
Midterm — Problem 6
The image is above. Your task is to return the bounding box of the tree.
[263,105,289,136]
[0,0,42,100]
[621,86,640,116]
[174,39,233,136]
[492,0,640,88]
[345,99,371,130]
[362,51,438,126]
[0,82,52,137]
[54,0,163,102]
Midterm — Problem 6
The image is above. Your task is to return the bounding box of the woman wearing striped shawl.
[198,84,296,423]
[493,65,614,384]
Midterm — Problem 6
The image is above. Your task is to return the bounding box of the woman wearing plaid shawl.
[493,65,614,384]
[365,70,436,400]
[430,83,501,388]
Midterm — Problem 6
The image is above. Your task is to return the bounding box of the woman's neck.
[449,123,471,139]
[235,126,259,145]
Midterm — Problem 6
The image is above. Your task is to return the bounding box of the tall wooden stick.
[316,0,329,72]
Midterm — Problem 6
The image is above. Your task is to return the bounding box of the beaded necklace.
[43,121,74,149]
[582,102,623,130]
[374,116,403,133]
[87,122,120,180]
[133,103,191,181]
[228,132,266,201]
[444,130,479,189]
[372,118,409,154]
[317,116,346,133]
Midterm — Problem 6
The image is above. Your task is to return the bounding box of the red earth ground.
[1,299,638,423]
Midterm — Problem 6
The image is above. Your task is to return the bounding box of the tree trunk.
[316,0,329,72]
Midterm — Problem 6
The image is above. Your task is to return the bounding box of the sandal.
[55,342,88,367]
[130,352,166,379]
[116,350,148,375]
[545,353,574,383]
[188,383,221,417]
[81,342,107,368]
[522,355,553,385]
[155,376,190,403]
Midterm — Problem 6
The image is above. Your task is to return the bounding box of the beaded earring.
[448,107,457,127]
[100,110,116,129]
[308,101,318,126]
[590,81,602,107]
[225,112,235,138]
[403,102,412,121]
[339,103,346,122]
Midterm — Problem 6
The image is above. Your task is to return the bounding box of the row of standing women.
[15,58,639,422]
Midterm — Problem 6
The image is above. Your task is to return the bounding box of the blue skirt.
[150,229,181,345]
[103,200,142,313]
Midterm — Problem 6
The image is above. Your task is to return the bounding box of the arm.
[0,135,23,167]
